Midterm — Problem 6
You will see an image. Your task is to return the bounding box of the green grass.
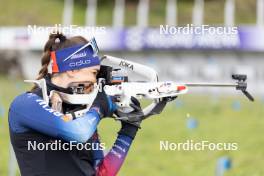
[98,94,264,176]
[0,75,264,175]
[0,76,30,175]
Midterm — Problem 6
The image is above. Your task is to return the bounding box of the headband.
[49,38,100,73]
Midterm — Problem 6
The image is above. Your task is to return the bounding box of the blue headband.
[51,44,100,73]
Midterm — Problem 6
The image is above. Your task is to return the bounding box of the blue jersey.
[9,76,137,176]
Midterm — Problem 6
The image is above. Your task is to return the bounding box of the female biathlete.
[8,32,170,176]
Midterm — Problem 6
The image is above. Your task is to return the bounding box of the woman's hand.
[91,90,116,118]
[115,97,144,127]
[115,96,177,126]
[116,96,177,139]
[115,97,143,139]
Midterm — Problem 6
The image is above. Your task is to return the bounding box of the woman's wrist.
[118,121,140,139]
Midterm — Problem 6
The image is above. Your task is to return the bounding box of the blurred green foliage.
[0,0,257,26]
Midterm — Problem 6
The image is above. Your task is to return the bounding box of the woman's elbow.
[71,132,91,143]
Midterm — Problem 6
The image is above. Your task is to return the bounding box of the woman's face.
[66,66,100,93]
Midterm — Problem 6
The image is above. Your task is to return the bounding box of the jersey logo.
[35,99,62,117]
[27,93,37,98]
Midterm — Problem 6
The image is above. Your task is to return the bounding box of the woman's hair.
[31,32,88,91]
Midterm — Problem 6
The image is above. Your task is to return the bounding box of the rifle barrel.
[184,83,237,87]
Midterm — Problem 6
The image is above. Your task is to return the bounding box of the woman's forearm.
[96,123,139,176]
[96,134,133,176]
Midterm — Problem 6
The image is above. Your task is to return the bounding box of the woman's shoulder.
[10,92,41,111]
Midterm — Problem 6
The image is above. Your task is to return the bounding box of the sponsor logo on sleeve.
[36,99,63,117]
